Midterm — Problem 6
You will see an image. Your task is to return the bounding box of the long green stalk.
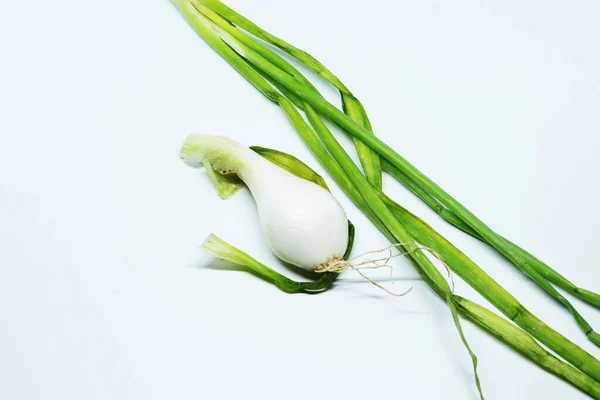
[170,1,600,394]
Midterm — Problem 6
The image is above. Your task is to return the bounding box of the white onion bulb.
[181,134,349,270]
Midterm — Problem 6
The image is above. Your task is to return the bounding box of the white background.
[1,0,599,399]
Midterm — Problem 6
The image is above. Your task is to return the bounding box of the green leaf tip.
[251,146,329,191]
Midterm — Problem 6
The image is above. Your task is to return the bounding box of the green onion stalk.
[170,1,600,397]
[191,0,600,349]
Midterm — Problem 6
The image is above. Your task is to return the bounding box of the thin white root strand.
[314,242,455,296]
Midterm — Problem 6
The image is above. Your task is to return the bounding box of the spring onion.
[170,0,600,398]
[198,0,600,348]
